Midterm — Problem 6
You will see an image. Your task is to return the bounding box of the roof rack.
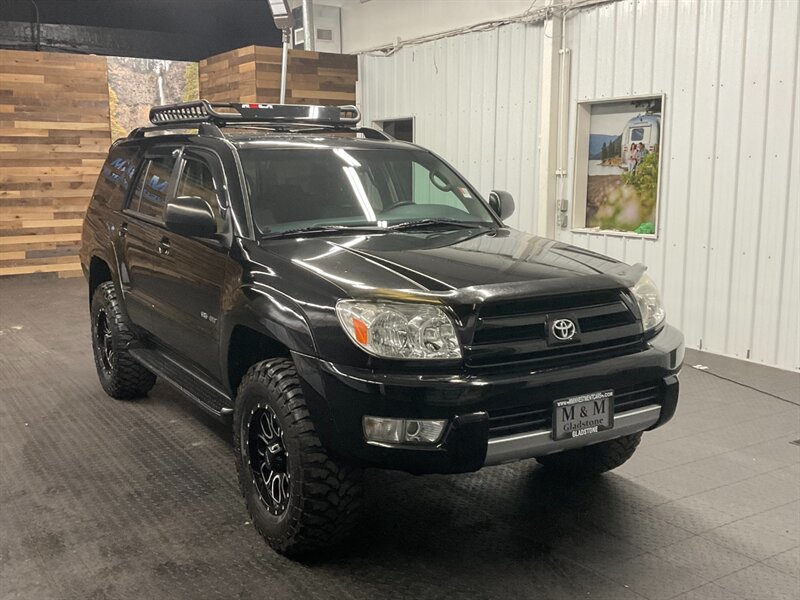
[149,100,360,127]
[129,99,393,141]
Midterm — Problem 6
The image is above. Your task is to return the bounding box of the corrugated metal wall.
[358,0,799,371]
[559,0,799,371]
[359,22,544,232]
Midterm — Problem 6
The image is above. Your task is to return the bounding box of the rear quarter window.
[93,145,139,210]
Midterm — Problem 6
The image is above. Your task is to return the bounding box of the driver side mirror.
[164,196,216,238]
[488,190,515,221]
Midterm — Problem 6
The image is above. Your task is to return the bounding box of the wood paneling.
[199,46,258,103]
[0,49,112,278]
[0,46,356,280]
[200,45,357,106]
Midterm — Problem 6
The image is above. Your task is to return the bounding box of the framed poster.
[572,95,664,237]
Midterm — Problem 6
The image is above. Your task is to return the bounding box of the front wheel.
[535,432,642,475]
[233,358,363,557]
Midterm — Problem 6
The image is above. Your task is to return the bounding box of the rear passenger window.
[94,145,138,209]
[177,158,224,231]
[129,155,177,219]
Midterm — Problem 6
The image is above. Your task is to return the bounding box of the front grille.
[487,383,661,438]
[466,289,645,370]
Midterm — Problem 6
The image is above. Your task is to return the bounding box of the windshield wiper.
[259,225,386,240]
[260,219,490,240]
[389,218,489,231]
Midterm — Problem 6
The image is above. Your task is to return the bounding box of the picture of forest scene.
[585,97,662,234]
[107,58,199,140]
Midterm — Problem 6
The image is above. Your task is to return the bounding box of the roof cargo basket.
[131,99,390,141]
[149,100,361,127]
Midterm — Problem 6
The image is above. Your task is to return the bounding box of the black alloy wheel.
[247,404,291,515]
[89,281,156,400]
[95,308,115,374]
[233,358,364,557]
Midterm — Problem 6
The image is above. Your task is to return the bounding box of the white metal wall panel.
[358,23,543,230]
[357,0,798,370]
[558,0,799,370]
[758,2,800,367]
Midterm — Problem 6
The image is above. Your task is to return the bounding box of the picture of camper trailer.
[581,96,663,233]
[621,113,660,171]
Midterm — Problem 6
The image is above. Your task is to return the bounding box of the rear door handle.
[157,237,171,256]
[118,223,128,238]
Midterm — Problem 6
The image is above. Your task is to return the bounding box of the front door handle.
[157,237,171,256]
[118,223,128,238]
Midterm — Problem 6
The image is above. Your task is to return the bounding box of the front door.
[149,148,232,380]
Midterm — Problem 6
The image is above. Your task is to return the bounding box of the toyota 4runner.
[80,101,684,557]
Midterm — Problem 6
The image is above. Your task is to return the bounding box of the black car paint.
[81,131,684,474]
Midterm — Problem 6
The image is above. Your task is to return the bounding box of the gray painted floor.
[1,277,798,600]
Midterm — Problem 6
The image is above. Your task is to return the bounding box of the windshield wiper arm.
[389,218,488,231]
[259,225,386,240]
[260,220,489,240]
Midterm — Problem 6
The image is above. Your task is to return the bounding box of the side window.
[128,154,177,219]
[93,145,138,210]
[129,161,150,213]
[177,158,223,231]
[138,155,177,219]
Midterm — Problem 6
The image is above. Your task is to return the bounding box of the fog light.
[404,419,446,443]
[363,416,403,444]
[363,417,447,445]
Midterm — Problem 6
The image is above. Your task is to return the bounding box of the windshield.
[238,147,496,234]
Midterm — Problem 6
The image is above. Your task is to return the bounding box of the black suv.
[81,101,683,556]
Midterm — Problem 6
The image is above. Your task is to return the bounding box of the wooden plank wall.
[0,45,356,279]
[200,45,357,105]
[0,49,112,278]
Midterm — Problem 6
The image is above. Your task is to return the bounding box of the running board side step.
[129,348,233,418]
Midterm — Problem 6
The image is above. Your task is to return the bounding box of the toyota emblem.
[551,318,577,341]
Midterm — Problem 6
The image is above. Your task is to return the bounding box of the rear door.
[119,147,180,334]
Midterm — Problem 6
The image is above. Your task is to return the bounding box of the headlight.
[336,300,462,359]
[630,274,665,331]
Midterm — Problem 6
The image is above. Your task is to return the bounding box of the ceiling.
[0,0,283,61]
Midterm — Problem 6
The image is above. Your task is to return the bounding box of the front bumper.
[292,324,684,474]
[485,404,662,466]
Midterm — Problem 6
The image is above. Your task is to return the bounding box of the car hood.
[247,228,644,304]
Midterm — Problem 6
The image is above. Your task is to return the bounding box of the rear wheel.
[233,358,363,557]
[535,433,642,475]
[90,282,156,399]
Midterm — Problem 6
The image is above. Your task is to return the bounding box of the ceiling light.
[266,0,293,30]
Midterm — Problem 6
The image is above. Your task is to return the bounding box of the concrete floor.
[0,276,798,600]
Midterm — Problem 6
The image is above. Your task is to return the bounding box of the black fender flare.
[219,283,318,389]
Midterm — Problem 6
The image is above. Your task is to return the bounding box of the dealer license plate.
[553,390,614,441]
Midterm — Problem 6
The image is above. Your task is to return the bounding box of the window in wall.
[571,95,664,237]
[376,118,414,143]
